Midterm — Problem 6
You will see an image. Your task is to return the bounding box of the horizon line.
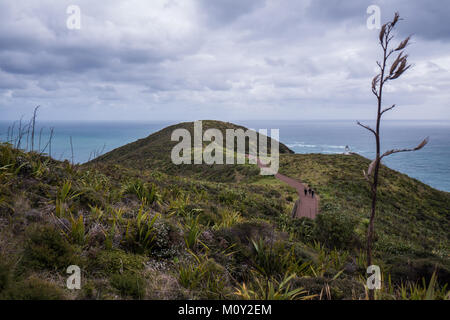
[1,119,450,122]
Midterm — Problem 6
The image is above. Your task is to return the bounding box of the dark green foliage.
[250,238,290,278]
[292,276,365,300]
[218,189,244,206]
[0,261,10,293]
[123,208,160,254]
[110,272,145,299]
[385,254,450,284]
[314,212,358,250]
[279,153,450,255]
[1,121,449,300]
[3,277,66,300]
[23,226,80,271]
[197,210,218,226]
[122,179,160,205]
[87,249,146,275]
[90,120,293,183]
[277,215,316,242]
[178,255,230,299]
[217,221,275,246]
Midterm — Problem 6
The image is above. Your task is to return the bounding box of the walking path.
[275,172,319,219]
[249,155,319,219]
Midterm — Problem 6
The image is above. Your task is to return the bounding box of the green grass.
[0,120,448,300]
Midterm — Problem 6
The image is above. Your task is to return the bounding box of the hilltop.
[91,120,293,182]
[0,121,449,300]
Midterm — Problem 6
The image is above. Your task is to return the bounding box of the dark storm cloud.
[0,0,449,121]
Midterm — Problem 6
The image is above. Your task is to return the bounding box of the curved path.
[275,172,319,219]
[249,155,319,219]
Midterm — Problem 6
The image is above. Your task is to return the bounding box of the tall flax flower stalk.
[357,12,428,300]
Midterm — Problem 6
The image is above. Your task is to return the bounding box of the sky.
[0,0,449,121]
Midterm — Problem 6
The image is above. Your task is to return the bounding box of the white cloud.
[0,0,449,120]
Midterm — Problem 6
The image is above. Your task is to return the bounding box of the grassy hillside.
[0,121,449,300]
[91,120,293,182]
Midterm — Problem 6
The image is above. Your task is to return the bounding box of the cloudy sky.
[1,0,449,121]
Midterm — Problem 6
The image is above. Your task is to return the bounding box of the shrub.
[76,187,105,208]
[178,254,229,299]
[122,179,160,205]
[217,221,274,246]
[296,218,316,242]
[314,212,358,249]
[218,189,243,205]
[23,226,80,271]
[291,276,365,300]
[0,261,10,293]
[214,209,243,230]
[250,238,291,278]
[63,213,86,245]
[3,277,66,300]
[110,272,145,299]
[235,273,313,300]
[386,255,450,284]
[184,214,202,250]
[277,215,315,242]
[150,219,181,258]
[197,210,218,226]
[124,207,159,254]
[88,249,146,275]
[266,189,281,198]
[178,263,204,290]
[255,198,284,217]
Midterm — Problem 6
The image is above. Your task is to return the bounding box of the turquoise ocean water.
[1,120,449,192]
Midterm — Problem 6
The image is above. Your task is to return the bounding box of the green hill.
[91,120,293,182]
[0,121,448,300]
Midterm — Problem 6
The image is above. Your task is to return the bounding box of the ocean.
[1,120,449,192]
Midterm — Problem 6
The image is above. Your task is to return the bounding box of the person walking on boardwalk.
[304,188,307,196]
[311,190,315,198]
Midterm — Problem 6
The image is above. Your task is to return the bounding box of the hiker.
[304,188,307,196]
[311,190,315,198]
[308,188,311,195]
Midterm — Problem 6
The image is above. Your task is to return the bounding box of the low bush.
[23,225,80,271]
[291,276,365,300]
[214,209,243,230]
[110,272,145,299]
[314,212,358,250]
[217,221,275,246]
[3,277,66,300]
[250,238,291,279]
[178,254,230,299]
[122,179,160,205]
[88,249,146,275]
[0,261,11,293]
[385,255,450,284]
[123,207,159,254]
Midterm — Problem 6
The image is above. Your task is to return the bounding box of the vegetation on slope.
[0,121,449,300]
[91,120,293,182]
[279,154,450,283]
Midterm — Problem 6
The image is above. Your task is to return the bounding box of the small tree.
[357,12,428,300]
